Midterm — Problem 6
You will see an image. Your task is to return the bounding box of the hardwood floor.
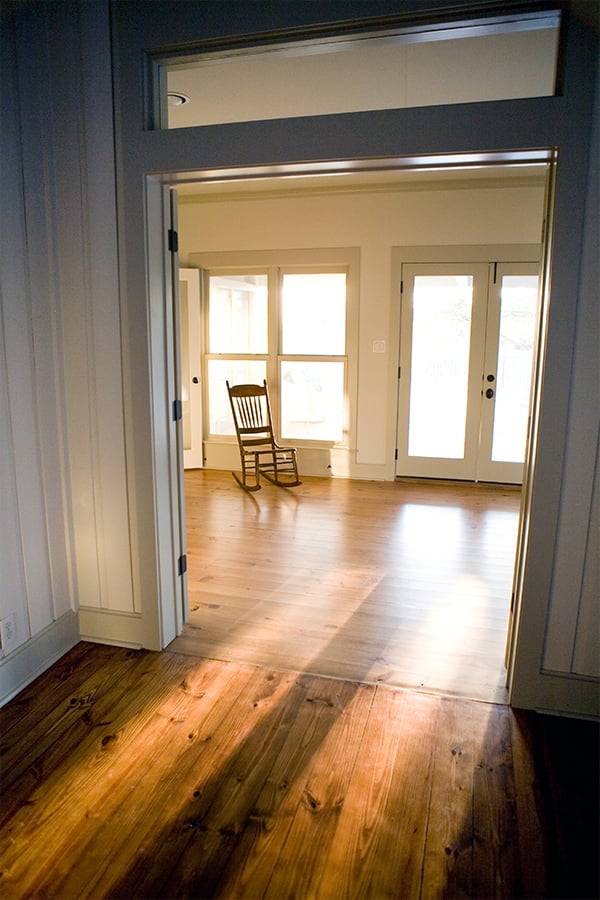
[171,470,521,703]
[1,642,598,899]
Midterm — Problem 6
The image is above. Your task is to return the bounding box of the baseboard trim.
[0,610,80,707]
[78,606,144,649]
[537,671,600,720]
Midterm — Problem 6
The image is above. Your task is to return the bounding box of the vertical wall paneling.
[542,53,600,679]
[0,9,31,652]
[79,1,135,614]
[2,8,53,644]
[1,3,78,697]
[14,3,98,616]
[0,266,30,654]
[572,440,599,677]
[20,5,74,627]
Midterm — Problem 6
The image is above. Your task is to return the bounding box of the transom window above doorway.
[153,9,561,129]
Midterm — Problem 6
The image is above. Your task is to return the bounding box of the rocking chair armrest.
[270,441,298,452]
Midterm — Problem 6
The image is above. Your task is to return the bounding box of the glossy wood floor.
[171,470,522,703]
[1,642,598,899]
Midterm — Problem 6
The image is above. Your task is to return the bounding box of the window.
[204,265,350,445]
[280,272,346,442]
[160,11,561,129]
[208,274,268,354]
[206,273,268,435]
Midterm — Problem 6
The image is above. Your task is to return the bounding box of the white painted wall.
[178,180,545,474]
[0,1,139,705]
[0,4,78,700]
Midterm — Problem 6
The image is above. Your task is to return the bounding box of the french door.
[396,262,540,483]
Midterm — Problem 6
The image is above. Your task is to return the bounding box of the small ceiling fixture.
[168,92,190,107]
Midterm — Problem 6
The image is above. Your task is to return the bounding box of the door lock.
[486,388,494,399]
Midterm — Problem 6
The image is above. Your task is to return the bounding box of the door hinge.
[492,261,498,283]
[400,280,404,293]
[395,448,398,460]
[168,228,178,253]
[172,399,182,421]
[177,554,187,576]
[398,366,401,380]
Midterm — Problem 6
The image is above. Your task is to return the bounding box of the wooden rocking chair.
[226,380,301,492]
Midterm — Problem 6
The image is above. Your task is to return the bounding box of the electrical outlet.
[0,613,18,654]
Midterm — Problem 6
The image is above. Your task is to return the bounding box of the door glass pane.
[408,275,473,458]
[209,274,268,353]
[491,275,539,462]
[281,273,346,354]
[207,359,266,435]
[281,360,344,441]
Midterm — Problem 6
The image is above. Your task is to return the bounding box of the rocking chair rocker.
[226,380,302,492]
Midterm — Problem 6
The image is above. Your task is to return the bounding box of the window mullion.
[266,266,280,437]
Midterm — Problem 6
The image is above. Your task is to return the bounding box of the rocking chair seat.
[226,380,301,491]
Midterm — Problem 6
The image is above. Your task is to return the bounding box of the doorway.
[165,159,552,702]
[395,260,540,483]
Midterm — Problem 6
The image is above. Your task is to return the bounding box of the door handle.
[486,388,494,399]
[192,376,199,384]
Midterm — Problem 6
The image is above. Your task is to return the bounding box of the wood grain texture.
[1,644,597,899]
[173,470,521,702]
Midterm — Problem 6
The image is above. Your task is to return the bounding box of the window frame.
[199,250,358,450]
[277,265,349,444]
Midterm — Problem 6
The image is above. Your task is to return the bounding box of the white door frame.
[144,179,188,648]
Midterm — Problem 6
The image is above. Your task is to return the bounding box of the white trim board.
[78,607,144,649]
[0,610,79,707]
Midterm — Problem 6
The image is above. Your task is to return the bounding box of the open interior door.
[178,267,203,468]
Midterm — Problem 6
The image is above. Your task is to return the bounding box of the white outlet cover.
[1,613,18,653]
[373,340,386,353]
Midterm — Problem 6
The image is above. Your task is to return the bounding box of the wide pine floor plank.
[0,644,598,899]
[421,697,479,898]
[316,689,439,900]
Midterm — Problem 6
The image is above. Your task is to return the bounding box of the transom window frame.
[195,248,360,451]
[150,9,563,131]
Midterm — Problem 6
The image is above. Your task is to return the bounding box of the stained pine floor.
[1,642,598,899]
[172,471,521,703]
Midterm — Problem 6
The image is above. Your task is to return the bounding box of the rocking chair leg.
[232,451,261,491]
[232,471,261,491]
